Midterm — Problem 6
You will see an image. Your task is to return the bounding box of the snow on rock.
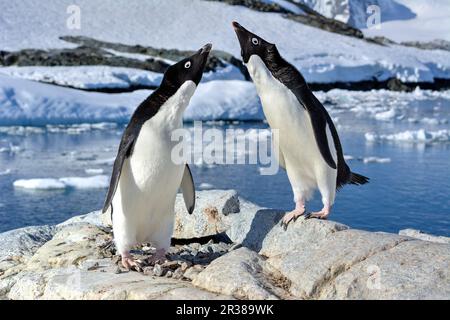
[295,0,416,29]
[266,0,305,14]
[0,66,163,90]
[13,175,109,190]
[1,0,449,83]
[365,129,450,143]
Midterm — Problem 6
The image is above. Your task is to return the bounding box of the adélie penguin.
[102,44,212,269]
[232,22,368,228]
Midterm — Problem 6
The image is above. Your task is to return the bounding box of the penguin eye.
[251,37,259,46]
[184,61,191,69]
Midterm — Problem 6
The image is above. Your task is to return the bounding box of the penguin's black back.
[102,84,177,214]
[261,47,368,188]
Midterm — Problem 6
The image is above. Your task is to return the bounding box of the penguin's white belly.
[258,81,337,199]
[112,122,184,251]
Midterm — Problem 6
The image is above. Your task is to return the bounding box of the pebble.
[181,261,192,271]
[173,268,184,279]
[153,264,164,277]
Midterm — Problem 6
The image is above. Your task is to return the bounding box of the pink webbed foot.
[308,205,331,220]
[280,202,306,230]
[121,253,140,271]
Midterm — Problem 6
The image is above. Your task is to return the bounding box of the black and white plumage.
[232,22,368,226]
[102,44,212,268]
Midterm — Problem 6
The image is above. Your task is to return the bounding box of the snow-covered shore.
[2,73,450,127]
[1,0,450,84]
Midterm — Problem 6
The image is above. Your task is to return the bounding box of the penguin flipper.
[180,164,195,214]
[296,88,337,170]
[102,134,135,214]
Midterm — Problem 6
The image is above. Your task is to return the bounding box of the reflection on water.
[0,113,449,236]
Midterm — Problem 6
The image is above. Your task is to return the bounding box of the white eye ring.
[184,61,191,69]
[251,37,259,45]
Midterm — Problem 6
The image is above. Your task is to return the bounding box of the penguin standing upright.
[232,22,368,228]
[102,44,212,268]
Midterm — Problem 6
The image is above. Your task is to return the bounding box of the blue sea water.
[0,104,449,236]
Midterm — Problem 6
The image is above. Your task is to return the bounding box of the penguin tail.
[349,172,369,185]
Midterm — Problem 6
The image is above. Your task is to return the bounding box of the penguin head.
[232,21,276,64]
[161,43,212,89]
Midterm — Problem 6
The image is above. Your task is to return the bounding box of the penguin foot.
[121,254,142,271]
[308,206,331,220]
[147,248,167,266]
[280,208,306,230]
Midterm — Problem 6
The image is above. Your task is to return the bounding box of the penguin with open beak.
[232,22,368,229]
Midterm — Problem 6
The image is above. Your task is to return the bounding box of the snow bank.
[365,129,450,143]
[0,65,245,89]
[0,74,146,125]
[185,80,263,121]
[1,0,449,83]
[13,175,109,190]
[0,66,163,90]
[0,74,262,125]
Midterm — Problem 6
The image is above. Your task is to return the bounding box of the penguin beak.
[186,43,212,85]
[199,43,212,55]
[232,21,252,63]
[191,43,212,68]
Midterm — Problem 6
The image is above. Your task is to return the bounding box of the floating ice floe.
[85,168,104,175]
[198,183,214,190]
[13,175,109,190]
[365,129,450,143]
[94,157,116,166]
[0,169,11,176]
[374,109,397,121]
[0,143,22,153]
[363,157,391,164]
[344,155,355,161]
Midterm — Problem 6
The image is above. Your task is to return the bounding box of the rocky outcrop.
[0,36,248,88]
[1,190,449,300]
[400,39,450,52]
[205,0,364,39]
[399,229,450,244]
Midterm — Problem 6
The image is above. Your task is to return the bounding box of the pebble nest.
[99,237,233,280]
